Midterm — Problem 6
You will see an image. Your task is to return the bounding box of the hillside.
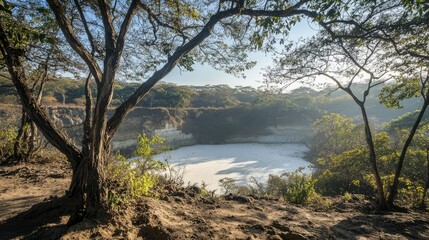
[1,74,425,126]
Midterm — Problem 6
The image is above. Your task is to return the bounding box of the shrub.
[0,126,17,161]
[41,96,58,104]
[134,134,169,173]
[282,170,315,204]
[365,174,425,207]
[219,177,238,194]
[266,174,288,197]
[107,152,157,208]
[107,134,169,208]
[314,149,374,196]
[308,194,332,211]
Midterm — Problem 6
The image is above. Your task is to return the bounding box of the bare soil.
[1,160,429,240]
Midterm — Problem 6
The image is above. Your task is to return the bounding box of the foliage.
[308,194,333,211]
[219,168,315,205]
[107,152,156,207]
[134,134,169,173]
[379,77,422,109]
[219,177,239,195]
[266,174,289,197]
[107,134,169,208]
[0,125,16,161]
[281,169,315,204]
[385,110,429,133]
[310,112,429,207]
[308,113,364,160]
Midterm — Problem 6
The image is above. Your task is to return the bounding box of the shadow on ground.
[331,213,429,239]
[0,197,72,240]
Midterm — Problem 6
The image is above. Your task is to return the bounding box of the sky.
[163,19,320,88]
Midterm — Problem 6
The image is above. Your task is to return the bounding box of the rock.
[224,193,253,203]
[192,217,207,224]
[279,232,308,240]
[47,173,65,178]
[271,220,291,232]
[201,197,216,205]
[270,235,283,240]
[160,195,170,202]
[251,224,265,231]
[172,191,186,198]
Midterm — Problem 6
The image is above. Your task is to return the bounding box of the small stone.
[279,232,308,240]
[270,235,283,240]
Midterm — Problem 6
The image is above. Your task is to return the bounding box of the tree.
[263,0,429,209]
[315,0,429,207]
[0,0,74,163]
[1,0,320,221]
[366,4,429,206]
[266,28,394,208]
[309,113,364,160]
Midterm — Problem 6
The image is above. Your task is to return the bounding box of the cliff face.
[0,105,313,157]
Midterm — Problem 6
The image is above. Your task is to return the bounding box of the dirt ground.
[0,157,70,222]
[1,160,429,240]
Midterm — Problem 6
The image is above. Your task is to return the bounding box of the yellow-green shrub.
[0,126,17,161]
[107,134,169,208]
[282,171,315,204]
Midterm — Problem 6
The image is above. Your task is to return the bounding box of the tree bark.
[421,145,429,208]
[388,101,429,206]
[360,104,388,209]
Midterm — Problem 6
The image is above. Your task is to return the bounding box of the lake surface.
[155,143,311,191]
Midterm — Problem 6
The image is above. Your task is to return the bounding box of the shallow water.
[154,143,311,191]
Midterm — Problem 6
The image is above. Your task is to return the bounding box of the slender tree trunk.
[388,101,429,206]
[421,145,429,208]
[360,105,388,209]
[14,108,29,160]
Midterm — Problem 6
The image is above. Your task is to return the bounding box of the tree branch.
[108,5,312,137]
[47,0,102,85]
[74,0,97,56]
[97,0,116,53]
[115,0,139,56]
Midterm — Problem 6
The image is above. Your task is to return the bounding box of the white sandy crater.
[155,143,311,191]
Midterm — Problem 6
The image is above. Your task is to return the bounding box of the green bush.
[282,170,315,204]
[107,134,169,208]
[365,174,425,207]
[308,193,332,211]
[266,174,288,197]
[0,126,17,161]
[134,134,170,173]
[219,170,315,204]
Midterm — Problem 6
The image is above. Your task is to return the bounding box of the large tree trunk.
[388,101,429,206]
[68,143,110,217]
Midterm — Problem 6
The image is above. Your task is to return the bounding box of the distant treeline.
[0,75,424,125]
